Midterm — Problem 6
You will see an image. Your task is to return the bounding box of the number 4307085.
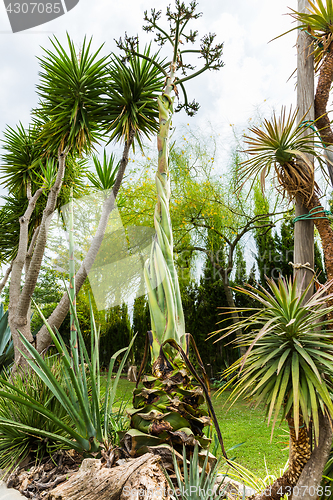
[6,3,62,14]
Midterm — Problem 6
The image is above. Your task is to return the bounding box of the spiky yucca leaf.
[240,107,325,202]
[216,276,333,443]
[1,123,42,195]
[87,150,120,192]
[35,34,109,154]
[105,45,166,148]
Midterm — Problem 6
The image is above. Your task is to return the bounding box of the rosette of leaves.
[289,0,333,69]
[240,107,326,204]
[34,34,109,155]
[215,276,333,490]
[103,44,166,148]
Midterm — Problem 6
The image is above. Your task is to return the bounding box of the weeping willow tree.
[119,1,226,458]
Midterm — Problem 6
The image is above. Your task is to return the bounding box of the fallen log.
[46,453,171,500]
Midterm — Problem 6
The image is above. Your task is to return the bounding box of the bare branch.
[0,262,12,295]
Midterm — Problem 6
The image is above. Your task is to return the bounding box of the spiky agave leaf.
[216,276,333,444]
[240,107,325,202]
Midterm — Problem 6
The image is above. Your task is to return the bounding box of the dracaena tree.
[215,276,333,500]
[116,1,227,458]
[0,35,165,366]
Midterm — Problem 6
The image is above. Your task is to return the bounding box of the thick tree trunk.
[293,412,332,500]
[295,0,315,301]
[249,416,311,500]
[315,42,333,147]
[46,455,170,500]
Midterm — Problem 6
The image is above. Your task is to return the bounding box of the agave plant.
[216,276,333,494]
[240,107,325,203]
[163,444,227,500]
[0,296,134,460]
[121,2,225,460]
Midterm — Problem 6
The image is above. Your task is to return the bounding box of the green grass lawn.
[109,377,289,478]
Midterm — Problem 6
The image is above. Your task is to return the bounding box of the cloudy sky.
[0,0,299,162]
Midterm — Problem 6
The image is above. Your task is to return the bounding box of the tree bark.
[293,412,332,500]
[295,0,315,301]
[249,416,311,500]
[46,454,170,500]
[8,183,44,367]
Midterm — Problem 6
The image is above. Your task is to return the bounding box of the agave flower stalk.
[120,2,225,459]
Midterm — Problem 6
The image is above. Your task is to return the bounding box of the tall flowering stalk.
[120,1,225,458]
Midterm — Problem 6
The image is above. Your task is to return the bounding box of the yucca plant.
[105,46,167,149]
[87,150,120,193]
[0,295,134,459]
[121,2,225,460]
[0,358,71,470]
[239,107,325,203]
[215,276,333,496]
[163,444,227,500]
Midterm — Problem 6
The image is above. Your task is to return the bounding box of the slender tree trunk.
[36,130,135,354]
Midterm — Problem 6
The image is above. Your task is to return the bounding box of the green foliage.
[87,150,120,192]
[99,303,132,368]
[0,359,70,470]
[253,188,326,286]
[240,107,325,198]
[289,0,333,68]
[0,156,87,265]
[132,295,151,364]
[181,265,231,377]
[35,34,109,154]
[1,123,42,195]
[220,277,333,443]
[0,296,134,457]
[105,46,165,146]
[0,303,13,372]
[163,444,227,500]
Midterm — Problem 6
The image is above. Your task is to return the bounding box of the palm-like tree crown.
[35,34,109,155]
[240,107,325,202]
[290,0,333,68]
[104,46,166,148]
